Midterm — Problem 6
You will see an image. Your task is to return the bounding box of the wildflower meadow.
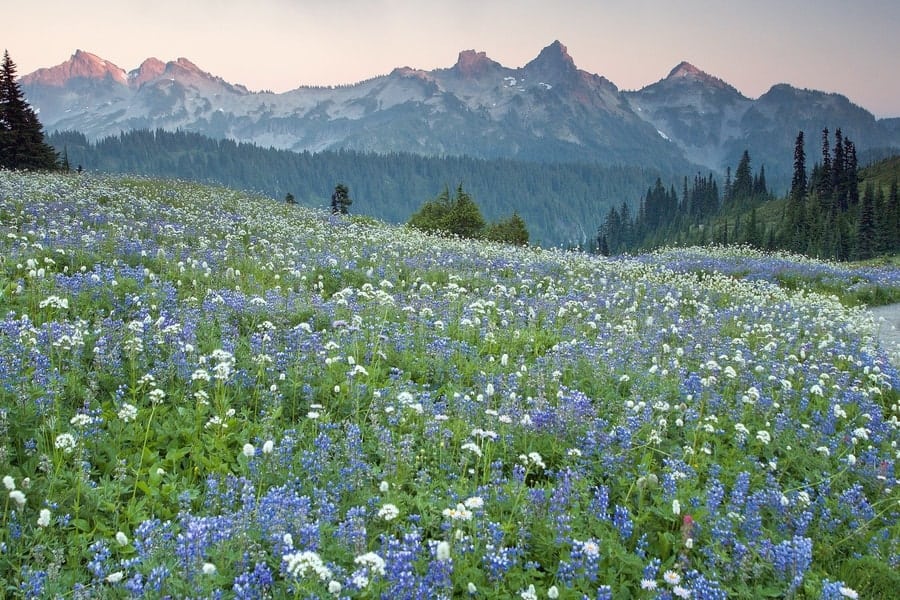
[0,171,898,599]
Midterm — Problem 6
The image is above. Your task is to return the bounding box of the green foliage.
[46,128,665,247]
[485,212,530,246]
[408,184,528,245]
[331,183,352,214]
[599,125,900,263]
[0,50,59,171]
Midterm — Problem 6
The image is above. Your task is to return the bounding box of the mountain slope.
[21,44,900,187]
[20,42,692,174]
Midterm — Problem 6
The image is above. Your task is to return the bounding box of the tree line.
[596,131,900,261]
[47,128,665,247]
[784,129,899,260]
[596,150,772,255]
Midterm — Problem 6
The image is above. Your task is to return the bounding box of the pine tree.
[818,128,832,199]
[890,180,900,253]
[790,131,807,202]
[856,183,876,260]
[448,184,485,239]
[0,50,58,170]
[786,131,808,252]
[732,150,753,203]
[331,183,351,214]
[832,129,846,210]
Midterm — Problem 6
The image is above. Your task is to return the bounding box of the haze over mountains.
[21,41,900,188]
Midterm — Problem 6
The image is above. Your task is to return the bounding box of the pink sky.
[8,0,900,117]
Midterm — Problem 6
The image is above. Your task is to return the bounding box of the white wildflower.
[37,508,51,528]
[9,489,26,508]
[105,571,124,583]
[436,540,451,561]
[378,503,400,521]
[54,433,77,454]
[663,570,681,585]
[520,584,538,600]
[118,403,138,422]
[354,552,386,576]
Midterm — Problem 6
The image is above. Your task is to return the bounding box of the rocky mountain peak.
[663,61,734,89]
[522,40,579,84]
[451,50,501,78]
[667,61,705,79]
[129,57,166,88]
[526,41,576,70]
[21,49,127,87]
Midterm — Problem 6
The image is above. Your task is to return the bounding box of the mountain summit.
[523,40,578,82]
[25,50,128,87]
[666,61,705,79]
[451,50,501,79]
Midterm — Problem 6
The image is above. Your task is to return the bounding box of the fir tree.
[331,183,351,214]
[786,131,808,252]
[732,150,753,203]
[790,131,807,202]
[856,183,876,260]
[0,50,58,170]
[818,128,832,199]
[890,180,900,253]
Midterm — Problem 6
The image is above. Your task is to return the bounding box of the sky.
[7,0,900,117]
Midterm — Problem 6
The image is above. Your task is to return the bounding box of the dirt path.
[869,303,900,367]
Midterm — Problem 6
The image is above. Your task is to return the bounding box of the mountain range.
[21,41,900,189]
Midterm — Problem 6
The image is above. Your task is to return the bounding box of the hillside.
[860,154,900,192]
[48,129,664,247]
[1,170,899,597]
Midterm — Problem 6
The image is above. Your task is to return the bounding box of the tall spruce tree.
[856,183,876,260]
[786,131,808,252]
[818,128,833,199]
[0,50,58,170]
[731,150,753,203]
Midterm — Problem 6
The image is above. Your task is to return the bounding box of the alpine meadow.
[1,170,899,598]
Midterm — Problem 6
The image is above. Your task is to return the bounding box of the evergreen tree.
[596,233,610,256]
[832,129,846,209]
[331,183,351,214]
[874,186,890,255]
[732,150,753,203]
[818,128,832,199]
[890,180,900,253]
[786,131,808,252]
[843,137,859,207]
[790,131,807,202]
[448,184,485,239]
[407,184,487,240]
[723,167,732,205]
[485,212,529,246]
[856,183,876,260]
[752,165,768,199]
[0,50,58,170]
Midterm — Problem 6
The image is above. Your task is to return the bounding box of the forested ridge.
[48,129,667,247]
[596,129,900,261]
